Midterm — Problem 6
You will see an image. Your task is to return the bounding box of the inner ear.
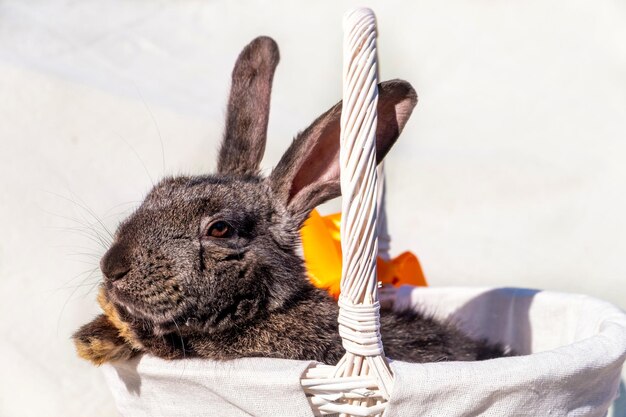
[289,104,341,201]
[271,79,417,225]
[288,82,411,200]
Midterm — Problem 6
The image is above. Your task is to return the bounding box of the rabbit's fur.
[73,36,508,366]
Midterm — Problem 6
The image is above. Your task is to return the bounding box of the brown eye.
[206,221,233,238]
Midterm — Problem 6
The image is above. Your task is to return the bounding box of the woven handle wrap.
[301,8,393,416]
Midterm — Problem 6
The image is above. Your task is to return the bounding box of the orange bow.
[301,209,427,299]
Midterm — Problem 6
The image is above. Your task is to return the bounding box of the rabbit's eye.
[206,221,234,238]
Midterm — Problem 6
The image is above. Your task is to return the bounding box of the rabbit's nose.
[101,243,131,282]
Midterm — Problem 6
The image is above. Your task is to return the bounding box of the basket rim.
[103,285,626,371]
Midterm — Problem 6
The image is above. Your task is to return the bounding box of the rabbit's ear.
[270,79,417,225]
[218,36,280,175]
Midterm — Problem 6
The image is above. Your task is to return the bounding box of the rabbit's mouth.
[104,278,186,328]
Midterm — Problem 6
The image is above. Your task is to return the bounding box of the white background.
[0,1,624,416]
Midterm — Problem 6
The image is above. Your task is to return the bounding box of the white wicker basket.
[101,8,626,417]
[104,286,626,416]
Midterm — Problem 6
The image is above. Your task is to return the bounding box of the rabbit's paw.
[96,287,140,349]
[73,314,138,365]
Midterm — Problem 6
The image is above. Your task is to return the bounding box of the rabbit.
[73,36,508,366]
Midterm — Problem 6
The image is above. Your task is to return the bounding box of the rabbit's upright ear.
[270,79,417,225]
[218,36,280,175]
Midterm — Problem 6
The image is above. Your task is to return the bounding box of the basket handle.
[335,4,394,395]
[301,9,394,416]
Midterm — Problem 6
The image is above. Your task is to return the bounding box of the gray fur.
[73,36,508,365]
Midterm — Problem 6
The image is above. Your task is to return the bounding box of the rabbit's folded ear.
[218,36,280,176]
[270,79,417,225]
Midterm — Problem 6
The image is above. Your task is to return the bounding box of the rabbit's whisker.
[171,318,188,380]
[135,85,166,175]
[57,266,102,336]
[115,132,155,186]
[49,190,115,241]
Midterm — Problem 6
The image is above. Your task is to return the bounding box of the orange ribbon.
[301,209,427,299]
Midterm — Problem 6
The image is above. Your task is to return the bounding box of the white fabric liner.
[103,286,626,416]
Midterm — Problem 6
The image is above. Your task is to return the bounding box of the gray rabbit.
[73,37,507,366]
